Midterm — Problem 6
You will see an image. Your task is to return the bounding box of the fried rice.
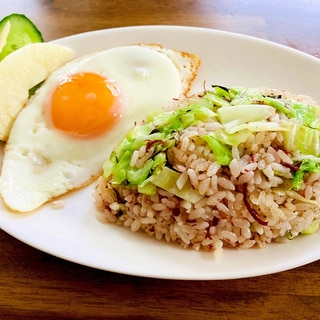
[94,86,320,254]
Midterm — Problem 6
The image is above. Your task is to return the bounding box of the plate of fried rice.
[1,26,320,279]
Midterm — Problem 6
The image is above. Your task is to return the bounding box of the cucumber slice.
[0,13,43,61]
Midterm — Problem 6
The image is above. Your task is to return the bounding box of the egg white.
[0,45,183,212]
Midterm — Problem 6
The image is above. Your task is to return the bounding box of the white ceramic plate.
[1,26,320,280]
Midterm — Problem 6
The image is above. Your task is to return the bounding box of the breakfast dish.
[95,86,320,254]
[0,26,320,280]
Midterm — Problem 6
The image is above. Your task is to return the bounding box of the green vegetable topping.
[0,13,44,61]
[283,123,320,157]
[293,158,320,190]
[201,135,233,165]
[150,166,203,203]
[103,85,320,206]
[301,220,320,235]
[217,104,275,124]
[103,100,216,189]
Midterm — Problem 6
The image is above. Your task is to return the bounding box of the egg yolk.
[50,72,121,137]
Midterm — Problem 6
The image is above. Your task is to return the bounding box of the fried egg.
[0,45,200,212]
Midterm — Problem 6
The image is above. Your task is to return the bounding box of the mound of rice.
[95,86,320,253]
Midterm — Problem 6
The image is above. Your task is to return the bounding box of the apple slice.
[0,42,75,141]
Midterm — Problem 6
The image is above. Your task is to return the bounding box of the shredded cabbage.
[217,104,275,124]
[103,85,320,202]
[293,158,320,190]
[283,122,320,157]
[201,135,232,165]
[301,220,320,235]
[150,166,203,203]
